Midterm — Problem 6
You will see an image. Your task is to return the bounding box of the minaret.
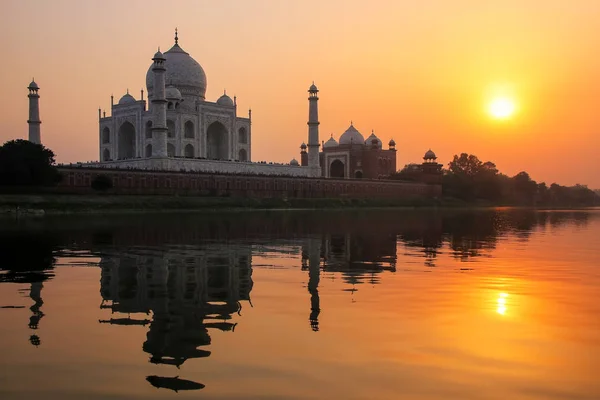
[307,83,320,173]
[151,50,168,157]
[27,79,41,144]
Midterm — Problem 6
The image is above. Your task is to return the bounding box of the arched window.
[354,170,363,179]
[117,121,136,159]
[102,148,110,161]
[330,159,345,178]
[184,144,194,158]
[102,127,110,144]
[167,143,176,157]
[184,121,194,138]
[238,148,248,161]
[167,120,175,138]
[145,121,152,139]
[207,121,229,160]
[238,127,248,144]
[145,144,152,158]
[167,102,173,110]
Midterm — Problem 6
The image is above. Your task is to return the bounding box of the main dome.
[146,42,207,99]
[339,124,365,145]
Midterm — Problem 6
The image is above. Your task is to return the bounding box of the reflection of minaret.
[303,237,321,332]
[28,282,44,346]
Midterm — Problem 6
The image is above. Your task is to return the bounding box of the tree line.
[392,153,599,207]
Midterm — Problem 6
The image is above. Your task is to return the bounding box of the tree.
[91,174,113,192]
[0,140,61,186]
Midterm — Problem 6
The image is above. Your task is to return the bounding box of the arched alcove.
[145,121,152,139]
[354,170,363,179]
[184,121,195,139]
[330,159,345,178]
[238,127,247,144]
[167,143,176,157]
[102,148,110,161]
[167,120,175,139]
[117,122,136,159]
[184,144,194,158]
[207,122,229,160]
[102,127,110,144]
[145,144,152,158]
[238,148,248,161]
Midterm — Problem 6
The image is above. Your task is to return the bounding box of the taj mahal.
[27,30,414,180]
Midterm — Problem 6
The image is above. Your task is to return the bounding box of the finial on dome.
[175,27,178,45]
[126,88,129,95]
[224,89,226,95]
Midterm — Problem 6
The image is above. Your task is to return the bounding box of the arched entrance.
[167,143,176,157]
[238,148,247,161]
[145,121,152,139]
[102,148,110,161]
[329,159,345,178]
[118,122,136,159]
[102,127,110,144]
[238,127,247,144]
[184,121,195,138]
[354,170,363,179]
[167,120,175,138]
[145,144,152,158]
[207,122,229,160]
[184,144,194,158]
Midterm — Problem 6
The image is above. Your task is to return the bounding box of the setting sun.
[488,97,516,120]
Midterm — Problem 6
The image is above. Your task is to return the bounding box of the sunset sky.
[1,0,599,187]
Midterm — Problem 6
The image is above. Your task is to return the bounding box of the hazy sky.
[2,0,599,187]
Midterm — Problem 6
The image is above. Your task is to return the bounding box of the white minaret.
[27,79,41,144]
[151,50,168,157]
[307,83,320,174]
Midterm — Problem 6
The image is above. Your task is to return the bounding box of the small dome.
[300,142,307,150]
[339,124,365,145]
[28,80,39,89]
[165,85,182,100]
[323,135,338,149]
[217,92,234,106]
[364,131,382,149]
[309,82,318,91]
[118,92,136,105]
[290,158,299,166]
[153,50,164,60]
[424,149,437,160]
[389,139,396,147]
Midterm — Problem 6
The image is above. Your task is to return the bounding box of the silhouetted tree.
[0,140,61,187]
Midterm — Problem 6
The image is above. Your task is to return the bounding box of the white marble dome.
[28,80,39,89]
[339,124,365,145]
[424,149,437,160]
[118,92,136,105]
[290,158,299,166]
[365,131,382,149]
[217,92,234,106]
[323,135,339,149]
[165,85,182,100]
[146,43,207,99]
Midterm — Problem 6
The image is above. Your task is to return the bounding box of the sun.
[488,97,516,119]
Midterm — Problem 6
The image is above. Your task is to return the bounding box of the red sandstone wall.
[56,167,442,199]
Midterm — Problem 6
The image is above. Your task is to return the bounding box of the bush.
[91,175,113,192]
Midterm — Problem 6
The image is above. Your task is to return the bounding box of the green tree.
[0,140,61,186]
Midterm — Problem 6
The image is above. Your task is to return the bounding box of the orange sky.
[1,1,599,187]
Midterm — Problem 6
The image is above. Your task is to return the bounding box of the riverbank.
[0,193,446,216]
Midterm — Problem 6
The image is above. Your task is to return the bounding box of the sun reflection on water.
[497,292,509,315]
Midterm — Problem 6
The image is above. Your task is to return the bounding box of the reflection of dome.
[365,131,382,149]
[216,92,234,106]
[146,41,207,99]
[424,149,437,160]
[323,135,338,149]
[290,158,299,166]
[339,124,365,145]
[300,142,307,150]
[165,85,182,100]
[118,92,136,105]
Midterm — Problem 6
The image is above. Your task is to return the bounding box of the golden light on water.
[497,292,509,315]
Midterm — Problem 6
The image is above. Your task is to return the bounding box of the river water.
[0,209,598,399]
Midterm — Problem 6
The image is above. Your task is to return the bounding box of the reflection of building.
[99,244,252,370]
